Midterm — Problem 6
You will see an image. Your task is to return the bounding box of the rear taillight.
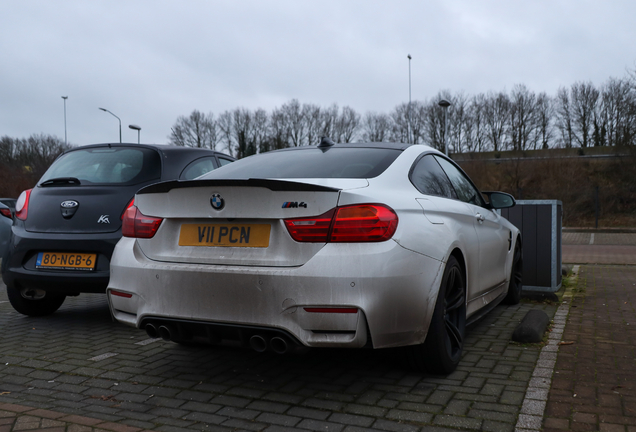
[0,208,11,219]
[121,198,135,220]
[122,205,163,238]
[283,209,335,242]
[284,204,398,243]
[15,189,32,221]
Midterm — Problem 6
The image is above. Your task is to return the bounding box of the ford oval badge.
[60,200,79,219]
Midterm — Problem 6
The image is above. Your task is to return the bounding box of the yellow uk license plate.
[179,223,271,248]
[36,252,97,270]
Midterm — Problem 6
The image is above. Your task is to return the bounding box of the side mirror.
[482,191,516,209]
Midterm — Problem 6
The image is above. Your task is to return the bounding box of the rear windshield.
[39,147,161,185]
[201,147,401,179]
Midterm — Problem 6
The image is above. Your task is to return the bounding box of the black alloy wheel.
[503,239,523,305]
[407,255,466,374]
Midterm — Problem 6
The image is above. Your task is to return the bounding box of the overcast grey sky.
[2,0,635,147]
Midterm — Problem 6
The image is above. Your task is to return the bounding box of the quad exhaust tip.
[158,325,175,341]
[145,323,158,339]
[249,334,290,354]
[249,335,268,352]
[144,321,296,354]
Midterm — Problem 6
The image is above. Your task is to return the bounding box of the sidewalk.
[543,232,636,431]
[562,232,636,265]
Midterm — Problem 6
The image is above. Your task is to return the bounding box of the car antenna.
[318,136,336,149]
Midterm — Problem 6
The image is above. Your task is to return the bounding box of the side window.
[434,156,485,206]
[218,157,234,167]
[409,155,457,199]
[180,157,218,180]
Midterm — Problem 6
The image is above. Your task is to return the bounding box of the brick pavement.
[543,265,636,432]
[2,231,633,431]
[562,232,636,265]
[0,280,555,431]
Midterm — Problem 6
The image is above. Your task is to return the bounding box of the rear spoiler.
[138,178,341,195]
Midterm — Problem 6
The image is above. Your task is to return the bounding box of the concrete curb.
[514,265,578,431]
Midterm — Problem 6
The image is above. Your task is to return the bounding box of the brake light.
[283,209,335,242]
[121,198,135,220]
[284,204,398,243]
[0,208,11,219]
[15,189,32,221]
[122,205,163,238]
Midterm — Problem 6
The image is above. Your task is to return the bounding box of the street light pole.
[61,96,68,145]
[98,107,122,143]
[438,99,451,156]
[407,54,412,144]
[129,124,141,144]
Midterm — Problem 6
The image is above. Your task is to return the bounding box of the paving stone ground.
[0,281,555,431]
[1,231,634,431]
[542,265,636,432]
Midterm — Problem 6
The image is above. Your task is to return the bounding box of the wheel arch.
[449,247,467,291]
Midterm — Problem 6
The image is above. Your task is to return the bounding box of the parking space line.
[135,338,161,346]
[89,353,118,361]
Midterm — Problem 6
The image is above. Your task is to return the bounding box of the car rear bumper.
[1,226,120,294]
[107,237,445,349]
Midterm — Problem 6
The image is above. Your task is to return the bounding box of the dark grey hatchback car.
[2,143,234,316]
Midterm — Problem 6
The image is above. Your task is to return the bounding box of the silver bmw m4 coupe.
[107,139,522,374]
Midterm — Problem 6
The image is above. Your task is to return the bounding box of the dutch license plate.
[179,223,270,247]
[36,252,97,271]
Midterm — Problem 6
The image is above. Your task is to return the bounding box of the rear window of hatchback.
[40,147,161,185]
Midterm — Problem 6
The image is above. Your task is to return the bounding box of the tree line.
[0,135,71,197]
[170,69,636,157]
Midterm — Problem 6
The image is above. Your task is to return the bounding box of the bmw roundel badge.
[210,193,225,210]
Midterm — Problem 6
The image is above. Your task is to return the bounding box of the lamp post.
[98,107,121,143]
[61,96,68,145]
[407,54,412,144]
[129,124,141,144]
[438,99,451,156]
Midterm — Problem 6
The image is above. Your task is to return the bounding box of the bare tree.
[509,84,538,151]
[570,81,600,148]
[168,110,217,149]
[280,99,309,147]
[265,107,290,152]
[360,112,392,142]
[482,91,510,152]
[304,103,322,146]
[600,77,635,147]
[555,87,574,148]
[333,106,360,143]
[535,93,554,149]
[464,94,488,153]
[217,108,269,159]
[449,92,470,154]
[391,101,426,144]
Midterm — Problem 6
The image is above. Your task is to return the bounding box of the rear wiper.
[39,177,82,187]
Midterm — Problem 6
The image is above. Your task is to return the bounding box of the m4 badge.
[282,202,307,209]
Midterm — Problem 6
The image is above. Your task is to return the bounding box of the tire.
[408,255,466,375]
[503,239,523,305]
[6,287,66,316]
